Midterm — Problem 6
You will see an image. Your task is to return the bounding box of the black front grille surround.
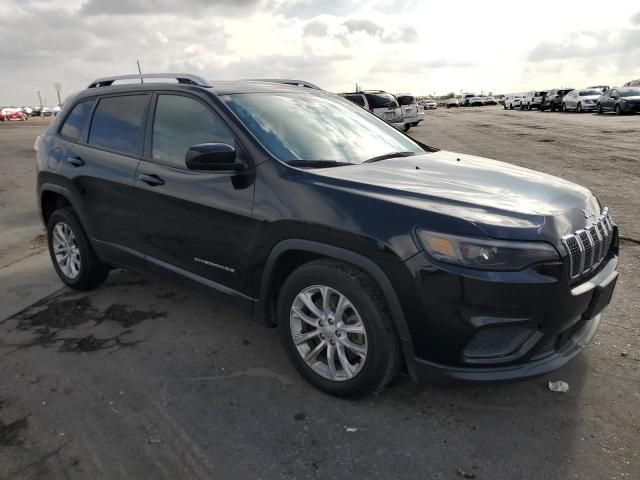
[562,208,614,280]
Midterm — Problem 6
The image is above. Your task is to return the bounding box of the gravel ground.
[0,110,638,480]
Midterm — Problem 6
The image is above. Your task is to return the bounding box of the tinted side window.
[59,99,94,142]
[88,95,148,156]
[152,95,234,168]
[365,93,398,108]
[396,96,415,105]
[345,95,365,107]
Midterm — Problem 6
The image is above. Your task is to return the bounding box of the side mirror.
[185,143,245,172]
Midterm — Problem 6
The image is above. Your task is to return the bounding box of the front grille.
[562,208,614,280]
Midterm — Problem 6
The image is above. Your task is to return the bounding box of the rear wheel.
[615,105,622,116]
[402,124,410,132]
[598,104,603,114]
[278,259,401,397]
[562,103,567,112]
[47,208,109,290]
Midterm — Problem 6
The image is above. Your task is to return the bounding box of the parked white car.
[420,99,437,109]
[395,94,423,132]
[561,89,602,112]
[504,94,524,109]
[522,91,548,110]
[340,90,404,129]
[445,98,460,108]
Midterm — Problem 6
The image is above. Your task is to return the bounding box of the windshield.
[580,90,601,96]
[621,88,640,97]
[222,92,424,164]
[397,96,416,105]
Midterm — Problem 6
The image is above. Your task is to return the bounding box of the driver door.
[133,92,258,296]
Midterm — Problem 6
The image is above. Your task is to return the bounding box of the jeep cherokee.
[36,73,619,396]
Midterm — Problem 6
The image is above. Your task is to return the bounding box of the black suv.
[541,89,574,111]
[37,73,619,396]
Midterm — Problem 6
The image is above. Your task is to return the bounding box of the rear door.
[134,92,257,296]
[59,93,150,269]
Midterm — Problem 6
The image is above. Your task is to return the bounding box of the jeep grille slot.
[562,207,614,280]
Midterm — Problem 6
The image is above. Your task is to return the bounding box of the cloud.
[632,11,640,25]
[80,0,261,16]
[279,0,355,18]
[342,19,384,36]
[527,27,640,62]
[382,26,418,44]
[303,19,329,37]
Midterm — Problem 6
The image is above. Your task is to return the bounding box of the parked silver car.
[445,98,459,108]
[561,89,602,112]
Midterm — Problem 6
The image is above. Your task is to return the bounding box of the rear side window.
[396,96,415,105]
[365,93,398,108]
[88,95,148,156]
[345,95,365,107]
[59,100,94,142]
[151,94,234,168]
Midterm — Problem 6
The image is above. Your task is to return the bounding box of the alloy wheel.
[52,222,81,279]
[290,285,367,381]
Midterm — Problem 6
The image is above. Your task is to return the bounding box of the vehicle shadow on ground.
[0,270,590,480]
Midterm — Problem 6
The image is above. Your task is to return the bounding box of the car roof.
[70,79,326,103]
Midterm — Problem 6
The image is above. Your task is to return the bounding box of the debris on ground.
[548,380,569,392]
[293,412,306,421]
[457,467,476,478]
[345,427,359,432]
[148,437,161,444]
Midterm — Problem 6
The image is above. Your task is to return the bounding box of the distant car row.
[504,84,640,115]
[0,105,60,121]
[340,90,425,131]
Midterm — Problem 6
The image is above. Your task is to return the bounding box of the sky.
[1,0,639,105]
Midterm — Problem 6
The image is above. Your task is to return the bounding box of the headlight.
[417,230,559,271]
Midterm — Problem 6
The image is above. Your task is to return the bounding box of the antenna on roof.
[136,60,144,85]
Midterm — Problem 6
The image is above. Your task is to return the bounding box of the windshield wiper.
[287,160,354,168]
[363,151,418,163]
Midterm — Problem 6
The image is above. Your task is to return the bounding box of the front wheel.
[577,103,582,113]
[47,208,109,290]
[615,105,622,116]
[562,103,567,112]
[402,124,410,132]
[598,104,603,114]
[278,260,401,397]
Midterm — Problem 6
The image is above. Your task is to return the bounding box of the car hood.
[580,95,600,101]
[622,96,640,102]
[310,150,601,241]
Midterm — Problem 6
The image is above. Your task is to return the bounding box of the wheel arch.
[256,239,418,380]
[39,184,75,225]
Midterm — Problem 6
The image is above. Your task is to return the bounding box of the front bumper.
[581,103,598,110]
[390,241,619,383]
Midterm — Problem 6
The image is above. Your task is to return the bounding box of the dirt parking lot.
[1,110,638,480]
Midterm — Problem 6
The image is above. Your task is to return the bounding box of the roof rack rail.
[244,79,321,90]
[87,73,210,89]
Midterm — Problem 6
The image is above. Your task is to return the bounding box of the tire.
[509,104,513,110]
[402,125,410,132]
[598,104,603,114]
[550,105,555,112]
[615,105,622,116]
[562,103,567,112]
[47,208,109,290]
[277,259,401,397]
[577,103,582,113]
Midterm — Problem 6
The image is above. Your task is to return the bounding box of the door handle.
[138,173,165,186]
[66,156,85,167]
